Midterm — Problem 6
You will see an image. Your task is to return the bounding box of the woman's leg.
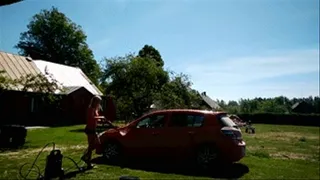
[85,134,96,162]
[82,133,96,163]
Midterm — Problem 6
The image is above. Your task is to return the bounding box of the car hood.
[100,126,130,137]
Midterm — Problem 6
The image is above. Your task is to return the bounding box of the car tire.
[102,141,121,163]
[195,145,219,170]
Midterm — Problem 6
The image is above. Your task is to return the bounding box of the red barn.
[0,51,105,126]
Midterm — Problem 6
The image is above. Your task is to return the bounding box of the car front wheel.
[102,142,121,163]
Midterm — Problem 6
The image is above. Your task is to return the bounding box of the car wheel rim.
[103,144,119,159]
[197,147,217,168]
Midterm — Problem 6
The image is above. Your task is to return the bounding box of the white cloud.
[182,49,319,101]
[185,49,319,85]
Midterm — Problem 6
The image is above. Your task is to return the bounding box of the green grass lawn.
[0,123,319,179]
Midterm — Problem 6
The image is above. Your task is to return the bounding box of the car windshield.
[218,114,237,127]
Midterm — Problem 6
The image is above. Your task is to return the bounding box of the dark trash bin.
[0,124,27,148]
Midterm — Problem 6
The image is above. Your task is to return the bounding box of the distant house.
[0,51,104,125]
[291,101,313,114]
[199,92,221,111]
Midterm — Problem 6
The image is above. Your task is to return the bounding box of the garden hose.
[18,142,85,180]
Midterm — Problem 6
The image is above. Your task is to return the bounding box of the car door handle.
[152,132,159,136]
[188,131,195,135]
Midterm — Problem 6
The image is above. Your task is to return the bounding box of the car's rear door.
[159,111,206,158]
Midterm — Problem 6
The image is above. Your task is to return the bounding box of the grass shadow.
[69,126,116,133]
[91,156,249,179]
[0,143,33,152]
[63,168,94,179]
[69,129,85,133]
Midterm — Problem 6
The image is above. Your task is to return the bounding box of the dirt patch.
[0,145,87,158]
[271,152,313,161]
[247,146,276,151]
[254,132,319,141]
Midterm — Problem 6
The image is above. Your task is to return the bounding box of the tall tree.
[138,45,168,91]
[102,54,169,118]
[138,45,164,67]
[154,72,202,109]
[15,6,101,85]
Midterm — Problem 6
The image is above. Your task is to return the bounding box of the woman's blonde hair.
[89,95,102,109]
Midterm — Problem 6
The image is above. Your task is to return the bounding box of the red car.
[95,109,246,168]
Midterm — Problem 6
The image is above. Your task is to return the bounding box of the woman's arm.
[94,116,105,119]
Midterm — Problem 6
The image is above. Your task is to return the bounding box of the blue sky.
[0,0,319,101]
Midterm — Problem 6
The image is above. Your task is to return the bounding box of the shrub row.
[237,113,320,126]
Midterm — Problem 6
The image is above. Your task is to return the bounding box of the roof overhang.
[0,0,23,6]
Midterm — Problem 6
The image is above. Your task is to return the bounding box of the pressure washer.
[19,142,86,180]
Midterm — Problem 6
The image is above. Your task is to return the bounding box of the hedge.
[237,113,320,127]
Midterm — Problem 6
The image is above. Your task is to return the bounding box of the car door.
[159,112,206,158]
[121,112,168,157]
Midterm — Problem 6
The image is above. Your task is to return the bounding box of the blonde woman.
[81,95,106,168]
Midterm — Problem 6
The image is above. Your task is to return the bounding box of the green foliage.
[219,96,320,114]
[0,71,14,90]
[102,45,202,119]
[154,72,202,109]
[138,44,164,67]
[102,53,169,118]
[0,70,63,105]
[15,6,102,86]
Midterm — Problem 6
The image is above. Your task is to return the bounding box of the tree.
[102,54,169,118]
[0,71,15,90]
[154,72,202,109]
[138,45,168,92]
[138,45,164,67]
[0,71,64,105]
[225,100,240,114]
[15,6,102,86]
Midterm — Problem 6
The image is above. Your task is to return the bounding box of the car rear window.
[218,114,237,127]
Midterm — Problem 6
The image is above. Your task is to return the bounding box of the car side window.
[193,115,205,127]
[169,113,205,127]
[169,113,189,127]
[136,114,166,128]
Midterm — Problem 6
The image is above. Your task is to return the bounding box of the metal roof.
[200,92,221,110]
[0,51,40,80]
[0,51,41,90]
[33,60,103,96]
[0,0,23,7]
[0,51,103,96]
[64,86,83,94]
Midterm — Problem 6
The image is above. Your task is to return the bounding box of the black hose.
[19,142,55,180]
[63,156,84,172]
[18,142,85,180]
